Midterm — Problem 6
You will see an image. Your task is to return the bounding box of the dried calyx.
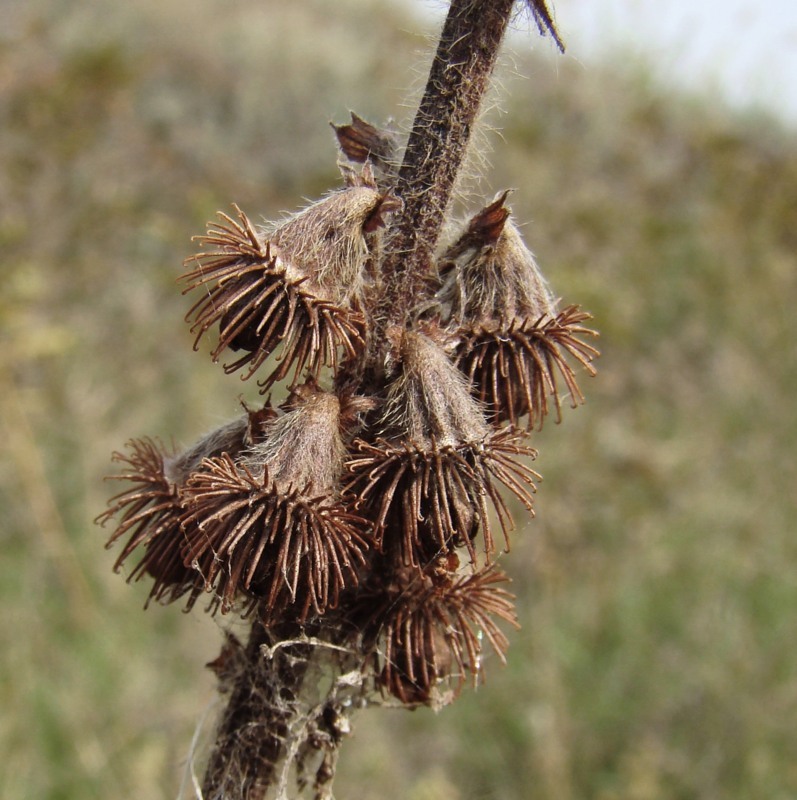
[438,191,554,325]
[182,169,398,389]
[358,558,518,706]
[98,406,272,605]
[346,329,539,568]
[99,437,190,604]
[436,192,599,428]
[181,384,372,620]
[99,387,372,621]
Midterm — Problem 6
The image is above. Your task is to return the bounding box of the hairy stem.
[201,3,519,795]
[201,622,312,800]
[372,0,515,359]
[200,619,363,800]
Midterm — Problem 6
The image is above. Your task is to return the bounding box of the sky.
[410,0,797,126]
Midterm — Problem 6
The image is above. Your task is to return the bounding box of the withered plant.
[98,1,598,797]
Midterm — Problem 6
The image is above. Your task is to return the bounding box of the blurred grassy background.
[2,0,796,798]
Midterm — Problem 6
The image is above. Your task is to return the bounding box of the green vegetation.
[2,1,795,798]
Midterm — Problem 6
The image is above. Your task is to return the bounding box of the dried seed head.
[179,457,369,622]
[437,195,599,429]
[97,438,190,599]
[181,202,371,388]
[97,404,276,608]
[179,460,370,622]
[458,305,600,429]
[346,331,539,567]
[177,384,371,620]
[372,564,518,706]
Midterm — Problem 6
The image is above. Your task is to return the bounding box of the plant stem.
[201,3,518,794]
[201,622,311,800]
[373,0,515,356]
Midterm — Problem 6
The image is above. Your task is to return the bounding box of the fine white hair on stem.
[178,696,218,800]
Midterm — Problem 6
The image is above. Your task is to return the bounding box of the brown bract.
[332,111,400,190]
[346,430,538,568]
[97,437,198,605]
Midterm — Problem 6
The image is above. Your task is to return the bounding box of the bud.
[438,194,598,428]
[178,384,371,621]
[346,329,539,567]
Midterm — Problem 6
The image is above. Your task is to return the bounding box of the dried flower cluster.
[99,131,596,703]
[99,1,595,795]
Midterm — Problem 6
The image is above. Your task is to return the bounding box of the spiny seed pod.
[178,385,371,621]
[458,305,599,430]
[97,408,270,606]
[372,563,518,706]
[98,437,189,602]
[438,193,598,429]
[346,329,539,568]
[182,183,396,388]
